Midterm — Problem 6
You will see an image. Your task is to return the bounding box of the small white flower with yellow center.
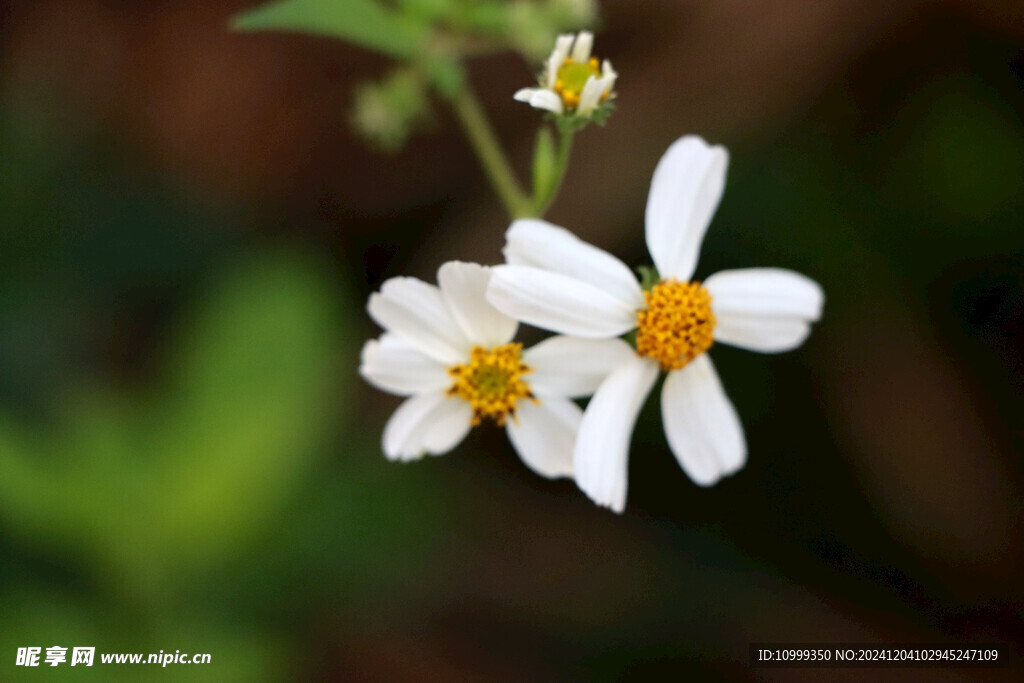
[361,261,634,478]
[514,31,617,118]
[486,136,824,512]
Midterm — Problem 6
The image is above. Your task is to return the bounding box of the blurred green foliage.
[233,0,596,150]
[0,87,452,677]
[0,248,344,679]
[350,67,433,152]
[233,0,430,58]
[2,2,1023,678]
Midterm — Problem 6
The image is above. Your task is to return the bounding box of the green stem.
[533,127,575,216]
[450,87,532,219]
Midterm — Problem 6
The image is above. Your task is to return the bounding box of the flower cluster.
[360,34,823,514]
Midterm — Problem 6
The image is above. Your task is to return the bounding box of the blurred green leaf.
[0,249,350,596]
[232,0,428,58]
[144,249,345,574]
[396,0,458,22]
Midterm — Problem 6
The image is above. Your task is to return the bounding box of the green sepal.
[549,101,616,134]
[621,328,638,349]
[637,265,661,292]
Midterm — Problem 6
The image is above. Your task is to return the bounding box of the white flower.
[486,136,824,512]
[514,31,617,117]
[361,261,634,479]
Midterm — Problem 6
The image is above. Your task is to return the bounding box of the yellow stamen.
[635,280,716,371]
[446,344,537,426]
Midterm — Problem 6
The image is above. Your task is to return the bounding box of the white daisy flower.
[485,136,825,512]
[361,261,634,479]
[514,31,617,117]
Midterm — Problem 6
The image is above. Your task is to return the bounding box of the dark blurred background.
[1,0,1022,680]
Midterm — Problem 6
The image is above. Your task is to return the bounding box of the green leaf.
[144,249,346,575]
[231,0,428,58]
[396,0,458,22]
[0,249,351,597]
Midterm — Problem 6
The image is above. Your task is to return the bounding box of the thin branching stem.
[450,86,533,219]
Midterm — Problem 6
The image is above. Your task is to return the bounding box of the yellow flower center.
[446,343,536,426]
[553,57,608,109]
[635,280,716,371]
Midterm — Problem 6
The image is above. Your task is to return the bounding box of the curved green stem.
[450,87,532,219]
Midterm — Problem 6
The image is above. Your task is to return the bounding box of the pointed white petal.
[570,31,593,62]
[578,75,604,115]
[506,397,582,479]
[645,136,729,280]
[574,355,659,513]
[360,334,451,396]
[546,34,574,87]
[367,277,469,364]
[382,391,472,461]
[502,219,644,308]
[514,88,538,102]
[533,89,565,114]
[487,265,638,338]
[661,355,746,486]
[602,59,618,89]
[524,336,636,398]
[437,261,517,347]
[705,268,824,352]
[515,88,563,114]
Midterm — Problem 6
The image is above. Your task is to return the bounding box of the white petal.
[487,265,638,338]
[524,336,636,398]
[514,88,563,114]
[704,268,824,319]
[570,31,593,62]
[705,268,824,353]
[713,317,812,353]
[573,355,659,513]
[502,219,644,308]
[661,355,746,486]
[546,34,574,87]
[602,59,618,89]
[506,397,582,479]
[577,75,604,115]
[367,277,469,364]
[437,261,517,347]
[644,136,729,280]
[514,88,536,102]
[419,398,475,455]
[382,391,473,462]
[360,334,451,396]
